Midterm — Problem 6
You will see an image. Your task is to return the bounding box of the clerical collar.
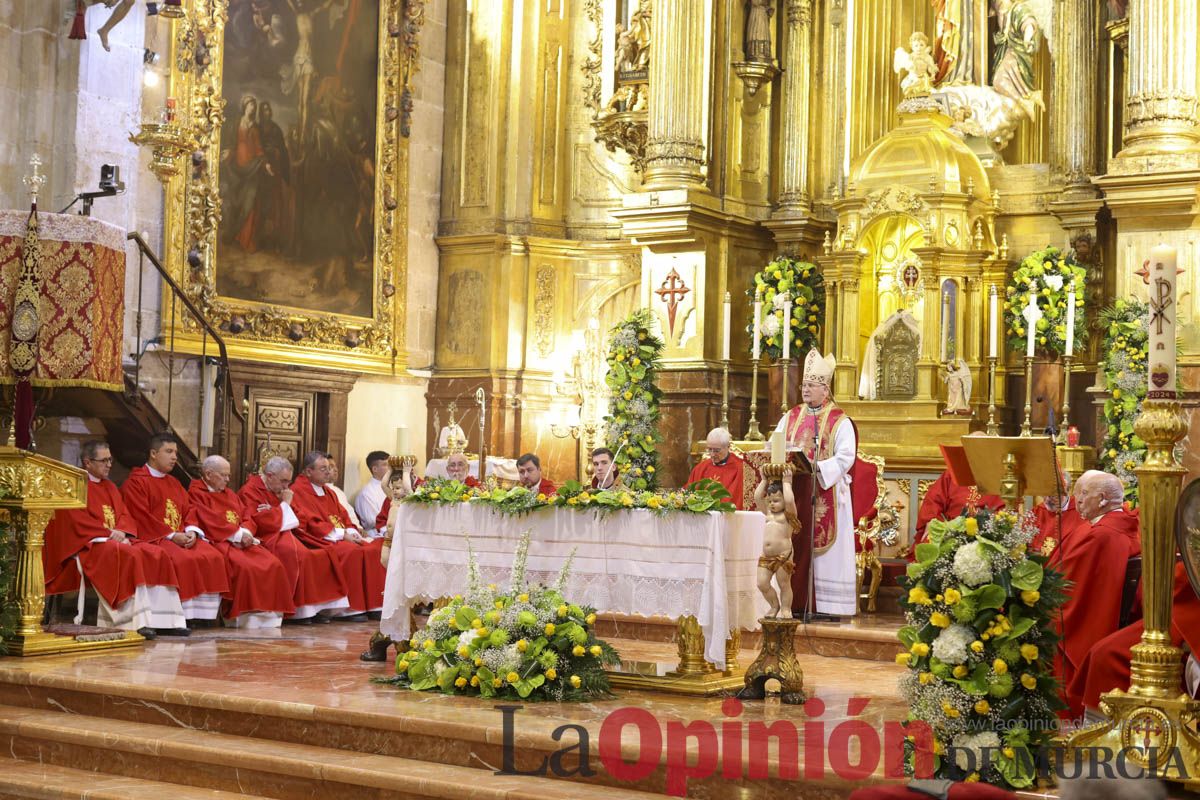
[87,474,101,483]
[147,466,167,478]
[713,454,729,467]
[312,483,326,496]
[203,481,218,493]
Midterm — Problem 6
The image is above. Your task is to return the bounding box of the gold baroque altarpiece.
[162,0,423,374]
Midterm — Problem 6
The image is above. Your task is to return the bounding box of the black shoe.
[366,610,382,621]
[335,613,369,623]
[313,614,332,624]
[802,612,842,623]
[284,617,314,625]
[155,627,192,637]
[136,627,158,640]
[359,632,393,662]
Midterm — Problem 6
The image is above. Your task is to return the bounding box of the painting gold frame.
[162,0,423,374]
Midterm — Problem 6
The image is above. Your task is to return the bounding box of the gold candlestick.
[720,359,731,432]
[1059,355,1073,445]
[1019,355,1034,437]
[986,356,999,435]
[744,357,764,441]
[779,359,790,415]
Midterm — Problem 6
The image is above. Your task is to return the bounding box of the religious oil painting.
[216,0,378,318]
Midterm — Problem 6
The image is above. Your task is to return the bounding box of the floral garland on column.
[1003,246,1086,357]
[896,510,1068,788]
[1098,299,1149,504]
[746,255,825,359]
[602,309,664,491]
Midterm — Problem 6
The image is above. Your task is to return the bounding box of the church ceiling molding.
[161,0,423,374]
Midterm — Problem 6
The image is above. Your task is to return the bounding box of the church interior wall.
[343,374,430,499]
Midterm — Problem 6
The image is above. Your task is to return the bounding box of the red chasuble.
[532,477,556,496]
[1055,508,1140,692]
[121,466,229,601]
[1030,500,1088,558]
[238,474,349,610]
[913,471,1005,547]
[43,477,150,607]
[186,481,295,618]
[1066,561,1200,716]
[686,453,745,510]
[290,475,385,612]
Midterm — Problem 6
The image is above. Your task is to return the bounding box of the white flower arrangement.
[932,623,975,665]
[952,541,993,587]
[952,731,1001,772]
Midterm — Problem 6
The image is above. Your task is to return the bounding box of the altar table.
[379,505,768,669]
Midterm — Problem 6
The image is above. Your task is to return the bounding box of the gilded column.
[776,0,813,214]
[1120,0,1200,157]
[1049,0,1098,190]
[644,0,707,188]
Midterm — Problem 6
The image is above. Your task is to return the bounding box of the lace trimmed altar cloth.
[380,505,768,669]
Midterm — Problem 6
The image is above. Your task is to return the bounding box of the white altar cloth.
[379,505,768,669]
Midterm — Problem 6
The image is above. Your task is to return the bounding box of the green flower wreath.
[747,256,825,360]
[1097,299,1149,504]
[1003,246,1086,358]
[602,309,664,491]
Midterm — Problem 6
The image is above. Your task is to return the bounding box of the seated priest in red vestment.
[239,456,350,622]
[186,455,295,627]
[1029,469,1088,558]
[913,469,1004,548]
[324,455,365,532]
[121,433,229,623]
[445,452,481,488]
[590,448,622,490]
[685,428,745,509]
[1056,470,1141,693]
[516,453,556,496]
[43,440,187,636]
[1066,560,1200,718]
[290,450,385,616]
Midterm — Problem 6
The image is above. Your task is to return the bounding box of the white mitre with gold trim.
[802,347,836,387]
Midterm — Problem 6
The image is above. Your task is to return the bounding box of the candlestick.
[986,356,999,435]
[720,359,731,432]
[779,359,790,415]
[1059,355,1073,445]
[940,290,950,363]
[744,354,764,441]
[394,425,410,456]
[1065,279,1077,357]
[988,284,998,359]
[1146,245,1179,400]
[722,291,732,362]
[770,430,784,464]
[475,387,487,483]
[781,294,792,362]
[1020,355,1034,437]
[752,286,762,361]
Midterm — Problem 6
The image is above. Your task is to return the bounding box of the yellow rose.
[1003,747,1015,759]
[536,493,547,502]
[964,518,979,537]
[570,675,582,688]
[518,593,529,602]
[517,639,528,652]
[944,588,962,605]
[1021,673,1037,690]
[623,391,633,401]
[506,671,520,684]
[544,623,556,635]
[471,675,481,687]
[471,618,482,629]
[492,678,503,688]
[557,604,569,617]
[455,677,468,689]
[941,701,961,719]
[589,645,602,656]
[970,640,985,653]
[908,586,933,606]
[458,647,470,658]
[646,465,655,473]
[1020,644,1039,662]
[930,612,951,628]
[952,665,969,679]
[567,497,578,505]
[423,639,435,651]
[965,772,980,783]
[974,700,990,714]
[545,668,557,680]
[895,653,912,666]
[993,659,1008,675]
[478,627,489,637]
[919,672,934,685]
[1021,590,1040,605]
[632,358,641,366]
[474,657,482,667]
[981,633,991,641]
[911,642,930,657]
[397,660,409,672]
[573,645,586,657]
[585,613,597,625]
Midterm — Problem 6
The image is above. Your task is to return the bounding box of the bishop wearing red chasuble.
[773,349,861,619]
[290,451,385,614]
[914,470,1004,547]
[120,434,229,621]
[1066,560,1200,717]
[1030,471,1089,558]
[43,441,186,634]
[1055,470,1140,692]
[186,456,295,626]
[238,457,350,621]
[686,428,745,509]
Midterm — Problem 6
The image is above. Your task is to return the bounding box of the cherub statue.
[942,357,973,415]
[616,23,639,73]
[603,84,637,114]
[892,31,937,97]
[948,104,985,139]
[754,469,797,618]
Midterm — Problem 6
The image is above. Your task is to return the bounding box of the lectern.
[959,436,1060,511]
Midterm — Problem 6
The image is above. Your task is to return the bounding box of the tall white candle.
[770,430,784,463]
[1147,245,1179,399]
[940,291,950,362]
[722,291,732,361]
[988,285,998,359]
[1065,279,1076,357]
[782,294,792,361]
[1025,288,1038,358]
[751,286,762,360]
[395,425,410,456]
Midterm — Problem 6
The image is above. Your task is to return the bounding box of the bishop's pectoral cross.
[654,268,691,337]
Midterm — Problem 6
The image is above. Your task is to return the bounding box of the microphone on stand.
[1045,407,1058,440]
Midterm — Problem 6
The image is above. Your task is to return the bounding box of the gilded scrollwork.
[163,0,422,373]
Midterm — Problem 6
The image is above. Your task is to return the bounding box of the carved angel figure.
[893,32,937,98]
[616,23,639,73]
[943,358,973,414]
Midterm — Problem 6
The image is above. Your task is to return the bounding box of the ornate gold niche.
[820,103,1008,466]
[160,0,423,374]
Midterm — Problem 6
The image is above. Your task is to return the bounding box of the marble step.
[0,704,668,800]
[0,756,273,800]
